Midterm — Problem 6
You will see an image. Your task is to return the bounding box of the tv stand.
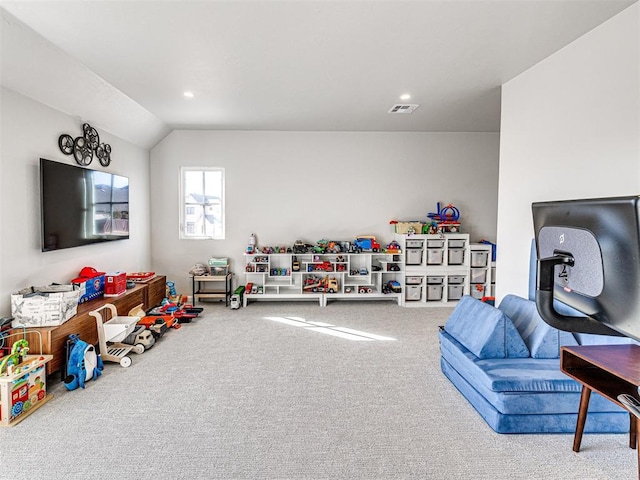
[560,345,640,477]
[12,275,166,376]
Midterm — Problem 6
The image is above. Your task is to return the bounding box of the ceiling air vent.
[388,104,420,114]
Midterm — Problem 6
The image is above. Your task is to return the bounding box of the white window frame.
[179,167,225,240]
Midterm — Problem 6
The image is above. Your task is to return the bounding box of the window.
[180,167,225,239]
[89,170,129,236]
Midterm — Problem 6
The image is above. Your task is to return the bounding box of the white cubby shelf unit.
[395,233,493,307]
[243,251,404,307]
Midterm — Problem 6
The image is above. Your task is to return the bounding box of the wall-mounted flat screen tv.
[40,158,129,252]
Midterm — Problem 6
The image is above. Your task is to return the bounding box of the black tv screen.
[40,158,129,252]
[532,195,640,340]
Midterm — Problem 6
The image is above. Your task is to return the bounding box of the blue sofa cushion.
[444,296,529,359]
[440,354,629,434]
[499,294,578,359]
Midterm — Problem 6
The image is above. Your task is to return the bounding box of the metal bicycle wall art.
[58,122,112,167]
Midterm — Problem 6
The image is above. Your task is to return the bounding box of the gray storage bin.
[427,249,444,265]
[448,239,466,249]
[448,275,465,285]
[427,276,444,285]
[471,285,485,299]
[470,269,487,284]
[427,284,444,301]
[448,248,465,265]
[406,239,424,248]
[405,285,422,301]
[406,249,423,265]
[471,251,489,267]
[426,239,444,248]
[406,276,424,285]
[448,284,464,300]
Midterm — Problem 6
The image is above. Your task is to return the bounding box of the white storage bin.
[426,239,444,248]
[406,276,424,285]
[427,285,444,301]
[427,249,444,265]
[448,275,465,285]
[406,239,424,248]
[448,249,465,265]
[471,285,486,299]
[448,285,464,300]
[405,285,422,301]
[406,249,423,265]
[470,269,487,284]
[448,239,466,249]
[427,276,444,285]
[471,251,489,267]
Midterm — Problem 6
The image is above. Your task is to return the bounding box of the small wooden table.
[561,344,640,478]
[192,272,232,306]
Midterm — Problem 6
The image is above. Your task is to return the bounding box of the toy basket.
[103,315,138,343]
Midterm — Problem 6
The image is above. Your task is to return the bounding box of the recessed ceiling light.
[400,93,411,101]
[183,91,195,98]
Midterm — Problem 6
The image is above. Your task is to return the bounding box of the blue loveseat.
[439,294,632,434]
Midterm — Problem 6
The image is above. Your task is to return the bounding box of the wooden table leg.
[573,386,591,452]
[631,414,637,450]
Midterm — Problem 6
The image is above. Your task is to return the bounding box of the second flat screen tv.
[40,158,129,252]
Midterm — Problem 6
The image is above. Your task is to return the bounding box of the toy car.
[230,295,242,309]
[314,261,334,272]
[326,241,342,253]
[138,317,167,338]
[293,240,310,254]
[354,236,381,252]
[123,326,155,350]
[383,280,402,294]
[385,240,402,253]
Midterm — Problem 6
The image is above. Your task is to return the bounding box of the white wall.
[0,87,152,316]
[150,130,499,295]
[497,4,640,301]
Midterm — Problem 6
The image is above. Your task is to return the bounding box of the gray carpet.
[0,301,636,479]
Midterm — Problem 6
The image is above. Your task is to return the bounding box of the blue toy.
[64,335,103,391]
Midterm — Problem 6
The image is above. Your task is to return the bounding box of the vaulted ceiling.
[1,0,636,148]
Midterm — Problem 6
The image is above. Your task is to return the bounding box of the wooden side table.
[561,344,640,478]
[192,272,232,306]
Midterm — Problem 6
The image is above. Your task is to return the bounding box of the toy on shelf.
[385,240,402,253]
[383,280,402,294]
[126,272,156,282]
[354,236,381,252]
[303,275,339,293]
[427,202,462,233]
[246,233,257,254]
